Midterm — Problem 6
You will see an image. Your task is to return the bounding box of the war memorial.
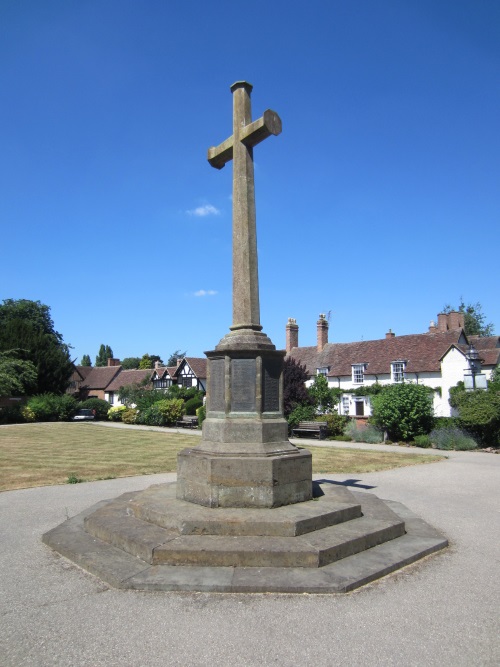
[43,82,447,593]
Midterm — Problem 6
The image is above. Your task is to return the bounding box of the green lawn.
[0,422,444,491]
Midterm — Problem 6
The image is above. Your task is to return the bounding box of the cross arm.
[240,109,282,148]
[207,137,233,170]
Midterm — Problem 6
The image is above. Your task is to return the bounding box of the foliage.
[166,350,187,367]
[121,357,141,370]
[443,299,494,337]
[323,413,349,437]
[122,408,138,424]
[67,474,84,484]
[79,397,110,420]
[308,374,338,413]
[137,398,185,426]
[345,384,385,397]
[139,354,153,369]
[449,384,500,447]
[370,383,435,441]
[21,393,77,422]
[108,405,127,422]
[287,403,316,430]
[344,420,384,444]
[184,396,203,415]
[118,381,159,409]
[196,405,206,425]
[429,427,478,451]
[80,354,92,367]
[0,299,73,395]
[412,434,432,448]
[95,344,113,367]
[0,403,25,424]
[0,350,37,397]
[283,357,312,417]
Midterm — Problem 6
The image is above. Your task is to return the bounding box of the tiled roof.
[106,369,152,391]
[467,336,500,367]
[288,330,469,377]
[181,357,207,378]
[81,366,122,390]
[153,366,177,380]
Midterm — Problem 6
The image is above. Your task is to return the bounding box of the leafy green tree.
[370,383,435,441]
[121,357,141,370]
[0,350,37,397]
[308,373,338,414]
[283,357,312,417]
[443,300,494,337]
[95,344,113,367]
[80,354,92,367]
[166,350,187,367]
[138,353,164,369]
[0,299,73,394]
[449,382,500,447]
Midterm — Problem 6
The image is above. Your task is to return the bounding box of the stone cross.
[208,81,281,334]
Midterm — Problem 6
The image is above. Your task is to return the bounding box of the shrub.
[138,399,185,426]
[450,387,500,448]
[344,420,384,444]
[21,393,77,422]
[287,404,316,431]
[429,427,478,451]
[108,405,127,422]
[79,398,110,420]
[323,413,349,437]
[122,408,138,424]
[412,434,432,448]
[196,405,206,425]
[0,403,25,424]
[370,383,434,441]
[184,396,203,415]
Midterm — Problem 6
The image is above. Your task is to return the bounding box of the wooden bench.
[176,416,199,429]
[292,421,328,440]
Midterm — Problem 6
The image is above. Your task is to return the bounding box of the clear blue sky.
[1,1,498,364]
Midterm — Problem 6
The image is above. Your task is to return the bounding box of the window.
[108,392,114,405]
[317,367,329,376]
[178,377,193,388]
[153,379,170,389]
[342,396,350,415]
[391,361,406,383]
[352,364,365,384]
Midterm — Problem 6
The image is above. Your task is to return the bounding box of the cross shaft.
[207,81,281,333]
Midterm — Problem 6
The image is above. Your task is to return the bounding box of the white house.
[286,312,499,418]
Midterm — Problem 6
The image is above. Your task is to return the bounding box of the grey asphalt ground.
[1,441,499,667]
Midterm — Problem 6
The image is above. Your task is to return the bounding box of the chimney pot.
[286,318,299,353]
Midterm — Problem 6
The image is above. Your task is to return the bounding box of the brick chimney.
[286,318,299,352]
[447,310,464,330]
[317,314,329,352]
[437,313,448,332]
[107,358,121,367]
[154,360,162,370]
[428,320,438,333]
[385,329,395,339]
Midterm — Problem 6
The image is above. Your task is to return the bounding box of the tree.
[95,344,113,367]
[308,373,338,414]
[138,353,164,369]
[443,300,494,337]
[449,382,500,447]
[283,357,312,417]
[0,350,37,397]
[121,357,141,370]
[0,299,73,395]
[370,383,435,441]
[166,350,187,367]
[80,354,92,367]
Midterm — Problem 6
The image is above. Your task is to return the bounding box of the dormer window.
[391,361,406,383]
[352,364,365,384]
[317,367,329,376]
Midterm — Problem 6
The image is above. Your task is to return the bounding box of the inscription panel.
[262,358,281,412]
[231,358,256,412]
[208,358,225,412]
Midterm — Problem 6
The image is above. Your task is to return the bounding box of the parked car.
[72,409,95,421]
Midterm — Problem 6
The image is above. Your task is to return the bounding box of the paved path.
[1,445,499,666]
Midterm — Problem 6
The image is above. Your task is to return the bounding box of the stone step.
[128,482,362,537]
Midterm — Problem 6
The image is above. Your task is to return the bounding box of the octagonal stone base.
[176,447,312,508]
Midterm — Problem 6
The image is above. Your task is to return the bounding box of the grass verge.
[0,422,444,492]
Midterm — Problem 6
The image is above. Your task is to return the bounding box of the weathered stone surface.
[42,481,448,594]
